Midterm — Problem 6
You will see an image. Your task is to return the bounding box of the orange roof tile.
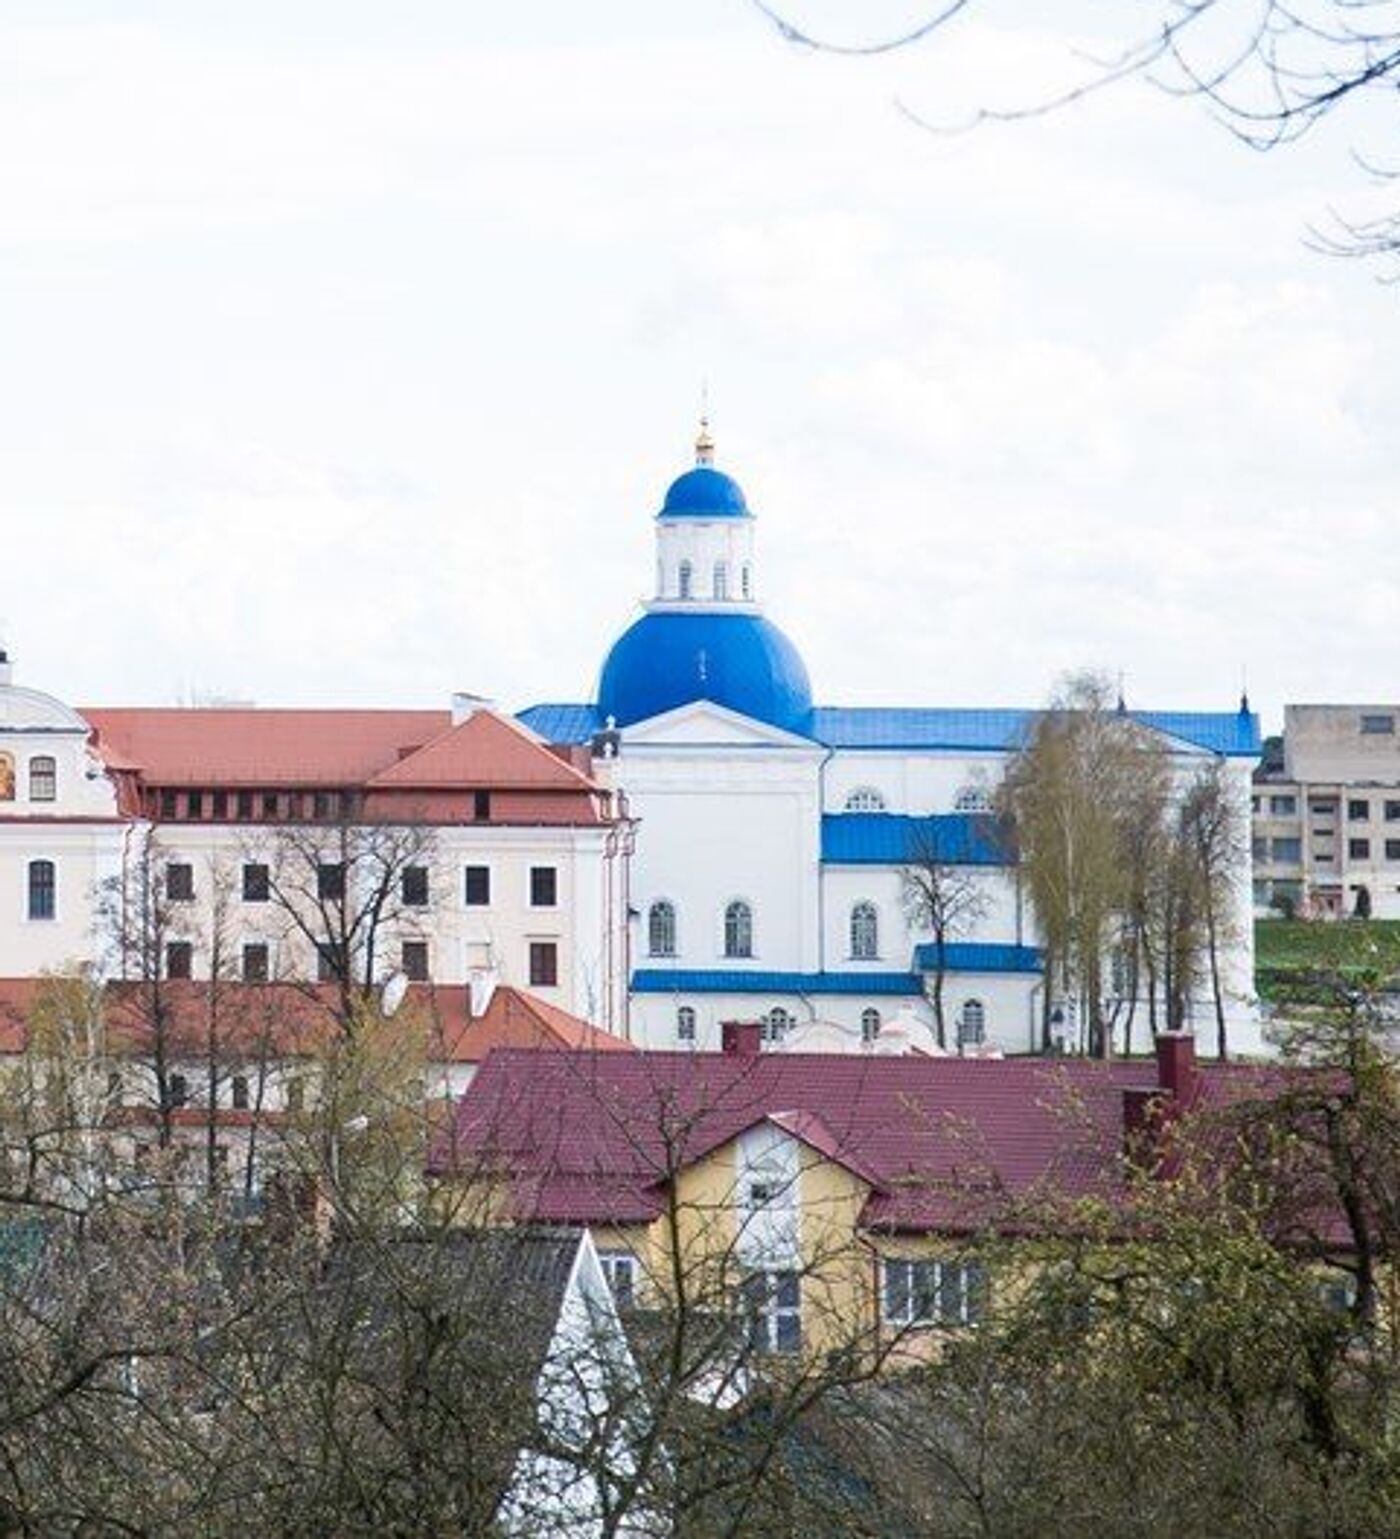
[0,978,631,1065]
[81,706,602,797]
[367,711,599,792]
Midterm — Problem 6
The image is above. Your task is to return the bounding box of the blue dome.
[659,466,750,519]
[598,611,813,732]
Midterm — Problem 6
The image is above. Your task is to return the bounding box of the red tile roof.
[0,979,630,1065]
[367,711,597,792]
[81,706,602,796]
[436,1048,1305,1235]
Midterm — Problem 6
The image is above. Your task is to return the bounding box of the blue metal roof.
[659,466,750,519]
[597,610,813,732]
[809,707,1260,757]
[631,969,924,996]
[822,812,1009,867]
[519,701,1260,758]
[911,942,1043,975]
[519,702,603,742]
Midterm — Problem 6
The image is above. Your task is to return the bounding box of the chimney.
[1154,1031,1198,1104]
[452,692,492,727]
[1124,1032,1199,1175]
[721,1020,763,1057]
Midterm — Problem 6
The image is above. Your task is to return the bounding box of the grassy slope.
[1256,918,1400,1000]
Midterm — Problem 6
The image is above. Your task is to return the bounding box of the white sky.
[1,1,1395,734]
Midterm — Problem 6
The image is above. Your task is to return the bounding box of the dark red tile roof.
[436,1048,1305,1234]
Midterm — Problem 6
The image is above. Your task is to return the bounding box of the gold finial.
[695,414,715,467]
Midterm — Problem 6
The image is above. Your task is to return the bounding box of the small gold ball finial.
[694,415,715,467]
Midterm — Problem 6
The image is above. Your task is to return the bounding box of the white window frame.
[598,1251,638,1310]
[27,755,57,803]
[883,1258,986,1328]
[959,998,986,1045]
[676,1005,697,1044]
[648,898,677,958]
[850,901,879,960]
[860,1007,881,1043]
[844,786,886,812]
[723,899,754,959]
[743,1269,802,1355]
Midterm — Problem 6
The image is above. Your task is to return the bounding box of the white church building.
[521,425,1265,1057]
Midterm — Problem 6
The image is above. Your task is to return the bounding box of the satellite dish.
[381,971,409,1018]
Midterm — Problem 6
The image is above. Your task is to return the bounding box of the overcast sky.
[1,1,1395,733]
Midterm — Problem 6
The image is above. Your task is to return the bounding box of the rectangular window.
[1252,836,1267,861]
[211,790,228,820]
[166,941,193,980]
[1269,794,1298,816]
[242,943,269,983]
[160,788,178,819]
[883,1258,987,1327]
[1386,841,1400,862]
[530,866,557,907]
[529,941,558,988]
[1387,802,1400,823]
[313,791,334,820]
[186,790,204,819]
[236,791,254,819]
[401,866,430,907]
[317,942,345,982]
[28,757,56,802]
[1309,798,1337,816]
[464,865,491,906]
[1350,839,1372,860]
[743,1270,802,1355]
[317,863,345,902]
[261,792,280,819]
[1362,714,1395,735]
[1250,795,1260,814]
[166,862,194,902]
[242,863,269,902]
[27,860,55,921]
[1350,799,1371,821]
[401,940,429,982]
[168,1073,188,1108]
[474,790,491,821]
[230,1075,250,1111]
[1270,837,1301,863]
[598,1252,637,1310]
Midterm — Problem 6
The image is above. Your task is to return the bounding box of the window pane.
[28,757,56,802]
[317,864,344,901]
[27,861,55,921]
[166,863,194,902]
[529,942,558,987]
[242,944,269,983]
[402,866,429,906]
[530,867,557,907]
[242,864,269,902]
[464,865,491,905]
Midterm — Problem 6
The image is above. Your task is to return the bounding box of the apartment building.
[1252,704,1400,918]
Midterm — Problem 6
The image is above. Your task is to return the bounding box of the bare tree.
[754,1,1400,267]
[901,819,991,1051]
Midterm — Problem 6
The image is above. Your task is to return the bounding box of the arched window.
[861,1007,881,1043]
[648,900,677,957]
[27,859,55,921]
[677,1006,696,1044]
[741,564,752,599]
[954,786,992,813]
[713,561,729,600]
[844,786,886,812]
[959,998,986,1046]
[850,901,879,960]
[763,1006,792,1042]
[678,560,693,600]
[724,900,753,959]
[28,756,56,803]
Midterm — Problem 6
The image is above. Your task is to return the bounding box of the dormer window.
[28,756,56,802]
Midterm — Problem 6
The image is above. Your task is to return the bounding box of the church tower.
[650,420,759,611]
